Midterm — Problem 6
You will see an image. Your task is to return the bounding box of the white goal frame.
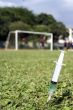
[5,30,53,51]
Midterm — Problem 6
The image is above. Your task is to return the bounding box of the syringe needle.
[47,93,52,102]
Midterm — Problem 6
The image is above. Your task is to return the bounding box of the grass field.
[0,50,73,110]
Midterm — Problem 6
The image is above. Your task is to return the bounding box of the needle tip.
[47,93,52,102]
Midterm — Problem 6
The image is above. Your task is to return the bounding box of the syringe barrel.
[52,51,64,82]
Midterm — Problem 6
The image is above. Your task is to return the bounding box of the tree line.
[0,7,68,41]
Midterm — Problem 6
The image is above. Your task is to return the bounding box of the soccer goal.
[5,30,53,51]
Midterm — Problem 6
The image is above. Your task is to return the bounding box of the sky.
[0,0,73,27]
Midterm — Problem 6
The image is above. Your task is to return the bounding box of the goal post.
[5,30,53,51]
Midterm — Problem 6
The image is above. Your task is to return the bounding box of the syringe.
[47,51,65,102]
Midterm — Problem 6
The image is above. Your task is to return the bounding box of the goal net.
[5,30,53,51]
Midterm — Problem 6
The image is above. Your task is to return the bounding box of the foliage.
[0,7,68,41]
[50,22,69,41]
[0,25,9,40]
[9,21,32,31]
[36,13,56,25]
[33,25,50,32]
[0,50,73,110]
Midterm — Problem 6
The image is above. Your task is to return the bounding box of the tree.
[12,7,36,25]
[0,7,68,42]
[9,21,32,31]
[49,22,68,41]
[36,13,56,25]
[33,25,50,32]
[0,25,9,41]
